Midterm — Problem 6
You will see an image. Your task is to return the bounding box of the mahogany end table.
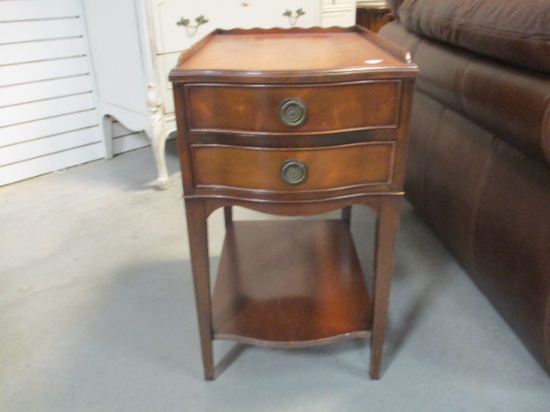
[169,26,417,380]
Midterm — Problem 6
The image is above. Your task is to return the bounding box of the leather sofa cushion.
[380,21,550,165]
[393,0,550,73]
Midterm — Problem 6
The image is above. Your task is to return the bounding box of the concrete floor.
[1,141,549,411]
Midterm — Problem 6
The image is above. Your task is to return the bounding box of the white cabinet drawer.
[322,0,355,5]
[152,0,319,55]
[321,0,357,27]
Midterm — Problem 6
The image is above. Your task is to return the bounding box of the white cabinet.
[321,0,358,27]
[83,1,356,188]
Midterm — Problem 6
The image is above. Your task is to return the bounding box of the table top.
[169,27,417,83]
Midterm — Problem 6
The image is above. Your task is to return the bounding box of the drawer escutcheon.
[280,159,308,185]
[278,98,307,127]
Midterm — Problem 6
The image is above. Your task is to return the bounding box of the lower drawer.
[191,142,395,192]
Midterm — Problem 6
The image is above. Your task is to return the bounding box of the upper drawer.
[185,81,401,134]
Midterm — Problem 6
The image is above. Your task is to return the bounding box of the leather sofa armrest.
[394,0,550,73]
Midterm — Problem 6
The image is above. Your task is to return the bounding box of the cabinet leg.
[151,130,169,190]
[102,114,114,159]
[185,200,215,380]
[369,196,401,379]
[147,83,169,189]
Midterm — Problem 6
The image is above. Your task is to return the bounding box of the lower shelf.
[212,219,372,348]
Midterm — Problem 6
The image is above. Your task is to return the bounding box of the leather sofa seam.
[470,135,499,277]
[399,9,550,39]
[542,100,550,164]
[545,293,550,368]
[457,60,470,115]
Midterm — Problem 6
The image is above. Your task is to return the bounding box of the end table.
[169,26,417,380]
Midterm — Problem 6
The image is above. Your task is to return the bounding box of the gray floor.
[1,141,549,412]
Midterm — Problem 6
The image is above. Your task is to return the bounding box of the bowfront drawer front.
[191,142,395,193]
[186,81,401,134]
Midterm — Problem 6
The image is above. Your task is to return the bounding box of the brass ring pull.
[280,159,308,185]
[278,98,307,127]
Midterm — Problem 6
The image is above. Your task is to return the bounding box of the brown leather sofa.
[379,0,550,374]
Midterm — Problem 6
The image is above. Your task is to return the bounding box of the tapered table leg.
[185,199,215,380]
[341,206,352,227]
[224,206,233,227]
[369,196,402,379]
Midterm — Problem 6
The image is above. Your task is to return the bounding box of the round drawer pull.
[278,98,307,127]
[280,159,308,185]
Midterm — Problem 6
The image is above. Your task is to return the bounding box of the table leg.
[341,206,352,227]
[369,196,402,379]
[185,199,215,380]
[224,206,233,227]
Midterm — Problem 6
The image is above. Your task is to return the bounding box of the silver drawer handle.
[280,159,308,185]
[278,97,307,127]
